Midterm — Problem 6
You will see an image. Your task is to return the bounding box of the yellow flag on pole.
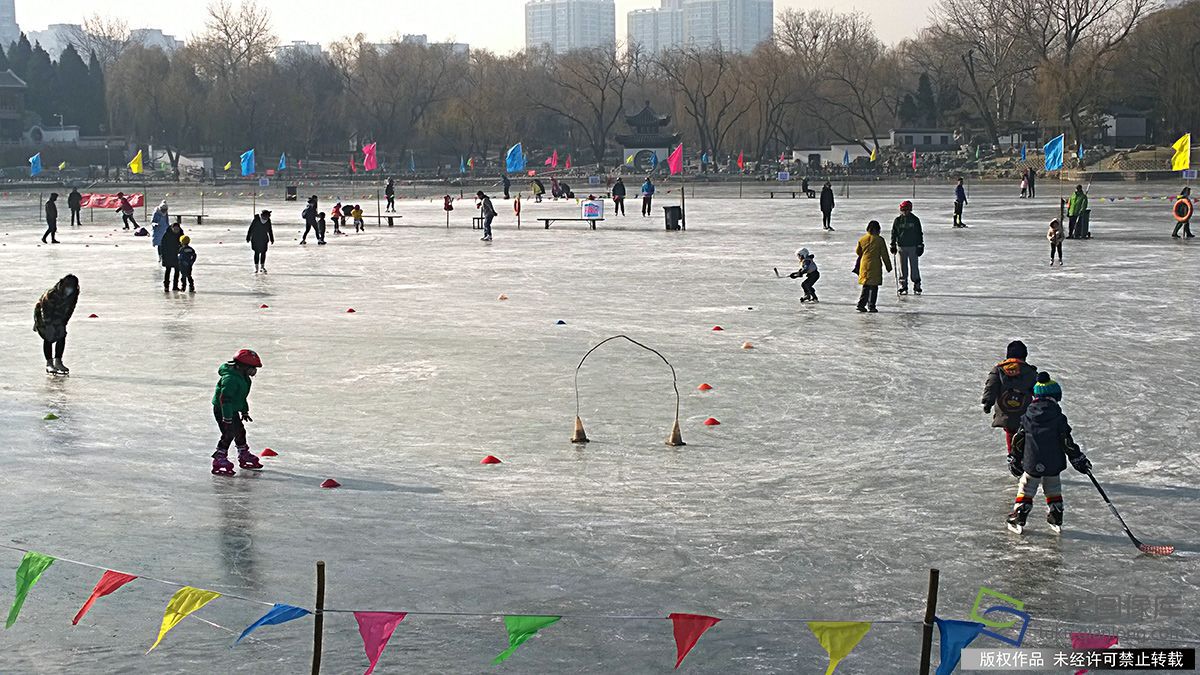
[1171,134,1191,171]
[869,146,877,162]
[58,161,67,170]
[808,621,872,674]
[148,587,220,653]
[625,154,634,165]
[224,160,233,171]
[128,150,144,175]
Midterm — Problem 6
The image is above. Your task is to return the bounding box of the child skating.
[1047,219,1064,266]
[178,235,197,293]
[352,204,365,232]
[211,349,264,476]
[788,248,820,303]
[1006,372,1092,534]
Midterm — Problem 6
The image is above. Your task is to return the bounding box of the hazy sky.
[16,0,937,51]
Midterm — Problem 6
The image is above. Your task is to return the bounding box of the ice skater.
[1172,186,1194,239]
[477,190,496,242]
[247,210,274,273]
[612,177,626,216]
[316,212,327,245]
[159,221,186,291]
[1020,174,1028,199]
[501,173,511,200]
[67,187,82,226]
[640,177,655,216]
[953,177,968,227]
[34,274,78,375]
[211,349,265,476]
[819,181,835,230]
[890,200,924,295]
[788,248,820,303]
[301,196,319,245]
[854,220,891,313]
[331,201,344,235]
[352,204,364,232]
[1047,219,1064,265]
[1006,372,1092,534]
[42,193,59,244]
[1066,185,1088,239]
[385,177,396,212]
[982,340,1038,457]
[116,192,138,230]
[532,179,546,203]
[177,235,196,293]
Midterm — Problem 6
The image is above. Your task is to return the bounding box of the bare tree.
[655,47,753,159]
[190,0,279,148]
[68,15,133,67]
[531,46,633,164]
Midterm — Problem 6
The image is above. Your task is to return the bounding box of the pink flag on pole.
[362,143,378,172]
[667,144,684,176]
[669,612,720,668]
[73,570,138,625]
[545,150,559,168]
[1071,633,1118,674]
[355,611,407,675]
[911,149,917,170]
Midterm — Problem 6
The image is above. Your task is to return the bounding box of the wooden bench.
[540,217,605,230]
[768,190,816,199]
[173,213,205,225]
[472,216,484,230]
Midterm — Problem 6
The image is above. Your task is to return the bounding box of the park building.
[525,0,616,54]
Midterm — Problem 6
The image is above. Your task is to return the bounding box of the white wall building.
[628,0,683,54]
[28,23,183,60]
[526,0,616,54]
[0,0,18,48]
[627,0,772,54]
[275,41,325,61]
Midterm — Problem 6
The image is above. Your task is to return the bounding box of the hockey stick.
[893,253,903,296]
[1086,471,1174,555]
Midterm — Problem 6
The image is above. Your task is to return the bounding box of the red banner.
[80,193,144,209]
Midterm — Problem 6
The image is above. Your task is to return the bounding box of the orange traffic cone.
[571,416,589,443]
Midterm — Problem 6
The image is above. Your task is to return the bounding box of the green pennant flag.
[491,615,561,664]
[6,552,55,628]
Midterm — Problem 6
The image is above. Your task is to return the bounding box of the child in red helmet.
[211,349,264,475]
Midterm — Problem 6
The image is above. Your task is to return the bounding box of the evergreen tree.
[0,42,10,73]
[88,51,107,135]
[57,45,91,130]
[25,44,57,124]
[8,34,31,79]
[898,94,919,126]
[915,73,938,127]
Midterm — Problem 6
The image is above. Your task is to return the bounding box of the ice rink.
[0,180,1197,673]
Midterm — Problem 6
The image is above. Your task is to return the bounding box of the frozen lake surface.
[0,181,1197,673]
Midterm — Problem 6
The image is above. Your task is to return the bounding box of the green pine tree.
[56,45,90,130]
[8,33,31,79]
[25,45,57,125]
[87,51,107,135]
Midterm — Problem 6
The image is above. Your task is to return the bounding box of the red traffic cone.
[697,383,713,391]
[320,478,341,488]
[88,313,99,318]
[260,448,278,457]
[711,326,723,331]
[481,455,503,464]
[346,308,356,313]
[703,417,721,426]
[259,304,269,309]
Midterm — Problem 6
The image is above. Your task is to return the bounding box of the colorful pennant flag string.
[808,621,871,674]
[149,587,221,652]
[493,615,561,664]
[670,612,720,668]
[6,551,55,628]
[355,611,407,675]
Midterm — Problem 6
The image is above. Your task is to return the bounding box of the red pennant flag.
[667,144,684,176]
[911,149,917,170]
[669,612,720,668]
[362,143,378,172]
[565,155,572,169]
[73,570,138,625]
[737,151,744,170]
[779,151,786,162]
[356,611,407,674]
[350,156,358,174]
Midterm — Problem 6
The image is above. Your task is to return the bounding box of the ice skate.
[1047,507,1063,534]
[1006,511,1026,535]
[211,454,236,476]
[45,359,56,375]
[53,358,69,375]
[260,266,267,274]
[913,283,922,295]
[237,448,263,470]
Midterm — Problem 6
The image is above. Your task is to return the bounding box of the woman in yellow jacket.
[855,220,892,313]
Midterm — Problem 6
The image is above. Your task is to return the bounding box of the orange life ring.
[1173,198,1192,222]
[514,197,522,215]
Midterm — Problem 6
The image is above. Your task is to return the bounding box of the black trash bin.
[664,205,683,231]
[285,186,298,201]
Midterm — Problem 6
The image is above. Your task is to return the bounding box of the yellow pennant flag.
[625,154,634,165]
[869,146,877,162]
[1171,133,1191,171]
[148,587,220,653]
[808,621,871,674]
[223,160,233,171]
[58,161,67,170]
[128,150,144,175]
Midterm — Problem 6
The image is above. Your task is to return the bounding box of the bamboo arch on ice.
[571,335,685,446]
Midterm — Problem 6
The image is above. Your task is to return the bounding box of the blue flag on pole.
[235,604,311,645]
[701,152,709,165]
[240,149,256,176]
[28,153,42,177]
[843,150,850,166]
[1077,142,1085,160]
[409,151,416,173]
[1020,143,1026,161]
[278,153,286,171]
[460,156,466,174]
[1044,134,1064,172]
[650,152,659,169]
[506,143,525,173]
[934,619,985,675]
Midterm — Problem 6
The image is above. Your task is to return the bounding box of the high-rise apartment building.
[628,0,683,55]
[526,0,616,54]
[0,0,19,48]
[627,0,772,54]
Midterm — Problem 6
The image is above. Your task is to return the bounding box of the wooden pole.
[680,176,686,230]
[311,561,326,675]
[918,568,940,675]
[376,190,381,227]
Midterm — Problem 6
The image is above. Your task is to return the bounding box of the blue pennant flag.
[1044,134,1064,172]
[1077,142,1085,160]
[460,156,466,174]
[29,152,42,177]
[650,152,659,169]
[701,152,709,165]
[1020,143,1026,161]
[277,153,287,171]
[843,150,850,166]
[506,143,525,173]
[935,618,985,675]
[409,151,416,173]
[240,149,256,176]
[235,604,311,645]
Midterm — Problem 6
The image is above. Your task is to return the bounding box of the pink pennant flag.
[349,156,358,174]
[669,612,720,668]
[362,143,378,172]
[565,155,572,169]
[545,150,559,168]
[911,149,917,170]
[1071,633,1118,674]
[667,144,684,176]
[73,570,138,625]
[355,611,407,675]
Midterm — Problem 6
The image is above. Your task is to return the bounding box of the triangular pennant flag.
[808,622,871,674]
[669,612,720,669]
[1171,133,1191,171]
[737,151,744,170]
[224,160,233,171]
[1044,134,1064,172]
[355,611,407,675]
[236,603,310,645]
[278,153,287,171]
[5,551,55,628]
[28,153,42,177]
[1077,142,1085,160]
[667,144,683,176]
[869,146,877,162]
[1071,633,1118,674]
[128,150,143,175]
[492,614,561,664]
[240,149,255,176]
[625,154,634,165]
[934,618,985,675]
[73,570,138,625]
[565,155,572,169]
[842,149,850,166]
[58,161,68,170]
[148,587,221,652]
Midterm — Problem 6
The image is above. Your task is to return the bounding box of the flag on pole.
[737,151,744,170]
[545,149,558,168]
[28,153,42,177]
[1077,142,1085,160]
[407,149,415,173]
[667,144,683,175]
[701,152,709,165]
[349,156,357,174]
[1171,133,1191,171]
[779,151,787,163]
[565,155,572,169]
[362,143,378,171]
[650,152,659,169]
[460,156,466,174]
[911,149,917,170]
[468,157,475,170]
[278,153,287,171]
[1020,143,1027,161]
[506,143,525,173]
[625,154,635,165]
[975,146,981,160]
[869,146,877,162]
[223,160,233,171]
[58,161,67,170]
[842,150,850,166]
[129,150,144,175]
[239,149,255,176]
[1044,134,1065,172]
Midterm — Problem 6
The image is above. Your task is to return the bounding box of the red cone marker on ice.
[741,341,754,350]
[88,314,98,318]
[259,304,269,309]
[697,383,713,391]
[711,326,723,331]
[320,479,341,488]
[481,455,503,464]
[346,308,356,313]
[703,418,721,426]
[260,448,278,457]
